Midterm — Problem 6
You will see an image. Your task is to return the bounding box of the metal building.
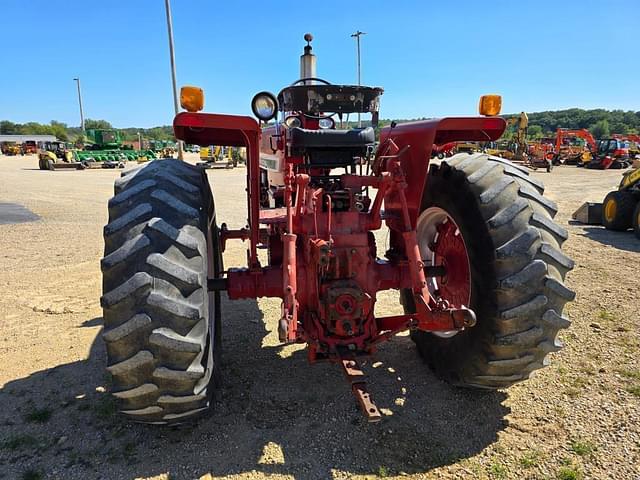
[0,134,58,143]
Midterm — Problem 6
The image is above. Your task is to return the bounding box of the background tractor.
[37,141,83,170]
[100,35,574,424]
[76,129,156,167]
[601,166,640,238]
[1,141,22,156]
[21,140,38,155]
[148,140,178,158]
[589,138,632,170]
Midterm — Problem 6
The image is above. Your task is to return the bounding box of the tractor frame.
[174,108,505,419]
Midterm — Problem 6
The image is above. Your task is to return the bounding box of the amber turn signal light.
[180,86,204,112]
[479,94,502,116]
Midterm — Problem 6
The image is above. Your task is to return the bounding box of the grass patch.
[489,463,508,479]
[520,450,541,468]
[570,439,596,456]
[557,466,582,480]
[377,465,389,477]
[564,387,581,398]
[618,369,640,397]
[24,407,52,423]
[598,310,615,322]
[21,469,42,480]
[618,369,640,380]
[563,375,590,397]
[2,434,38,451]
[626,385,640,397]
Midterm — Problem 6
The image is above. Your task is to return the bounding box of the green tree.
[590,119,610,139]
[527,125,543,139]
[49,121,68,141]
[84,119,113,130]
[0,120,20,134]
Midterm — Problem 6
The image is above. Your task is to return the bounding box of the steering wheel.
[286,78,338,120]
[289,77,332,86]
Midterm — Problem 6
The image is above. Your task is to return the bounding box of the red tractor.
[101,35,574,424]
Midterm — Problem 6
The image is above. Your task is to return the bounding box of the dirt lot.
[0,154,638,480]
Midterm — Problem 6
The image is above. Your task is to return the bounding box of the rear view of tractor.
[99,34,574,424]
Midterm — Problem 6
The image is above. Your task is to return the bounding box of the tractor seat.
[289,127,375,150]
[289,127,375,167]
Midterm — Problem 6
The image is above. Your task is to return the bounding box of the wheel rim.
[604,198,617,222]
[416,207,471,338]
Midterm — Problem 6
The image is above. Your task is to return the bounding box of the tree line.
[503,108,640,140]
[0,119,174,142]
[2,108,639,143]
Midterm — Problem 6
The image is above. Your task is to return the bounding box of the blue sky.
[1,0,638,128]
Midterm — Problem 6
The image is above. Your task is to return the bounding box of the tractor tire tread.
[410,153,574,389]
[102,159,216,424]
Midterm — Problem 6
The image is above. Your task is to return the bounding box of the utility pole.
[350,30,366,127]
[164,0,183,160]
[73,77,85,133]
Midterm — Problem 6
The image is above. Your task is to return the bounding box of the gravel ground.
[0,154,638,480]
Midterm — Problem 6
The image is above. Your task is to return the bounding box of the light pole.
[73,77,85,133]
[163,0,184,160]
[350,30,366,127]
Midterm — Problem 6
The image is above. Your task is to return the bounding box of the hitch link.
[341,358,382,423]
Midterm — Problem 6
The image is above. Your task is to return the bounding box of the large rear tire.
[101,159,221,424]
[602,190,636,231]
[403,153,575,388]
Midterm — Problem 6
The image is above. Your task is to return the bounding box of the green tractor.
[75,129,156,168]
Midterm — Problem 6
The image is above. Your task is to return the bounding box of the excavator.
[487,112,553,171]
[554,129,596,166]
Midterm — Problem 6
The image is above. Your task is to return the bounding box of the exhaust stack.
[300,33,316,84]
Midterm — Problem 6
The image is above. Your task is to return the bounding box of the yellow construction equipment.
[198,145,237,169]
[489,112,554,172]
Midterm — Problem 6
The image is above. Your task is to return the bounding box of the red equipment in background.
[554,128,597,165]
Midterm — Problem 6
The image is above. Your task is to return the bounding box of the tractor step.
[340,357,381,423]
